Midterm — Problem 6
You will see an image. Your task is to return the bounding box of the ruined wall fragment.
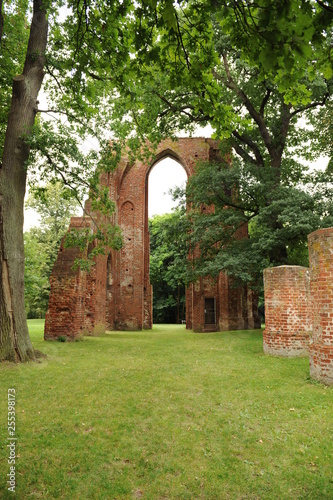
[263,266,311,357]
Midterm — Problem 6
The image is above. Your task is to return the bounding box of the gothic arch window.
[148,156,187,217]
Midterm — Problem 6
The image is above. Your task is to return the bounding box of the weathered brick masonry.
[44,217,92,340]
[263,266,311,357]
[44,138,260,340]
[263,266,312,357]
[308,228,333,385]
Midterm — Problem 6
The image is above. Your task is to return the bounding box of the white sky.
[24,207,40,231]
[148,157,187,217]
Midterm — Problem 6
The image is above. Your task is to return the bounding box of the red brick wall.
[44,217,91,340]
[263,266,311,357]
[189,274,259,332]
[308,228,333,385]
[84,251,108,332]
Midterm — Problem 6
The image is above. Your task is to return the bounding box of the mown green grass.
[1,320,332,499]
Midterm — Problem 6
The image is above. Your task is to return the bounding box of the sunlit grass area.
[0,320,332,499]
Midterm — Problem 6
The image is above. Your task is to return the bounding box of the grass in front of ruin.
[0,320,332,499]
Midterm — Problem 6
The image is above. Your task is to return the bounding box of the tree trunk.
[0,0,48,362]
[0,0,3,44]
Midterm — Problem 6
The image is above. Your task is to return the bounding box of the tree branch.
[233,141,259,167]
[277,101,292,157]
[37,108,98,138]
[215,191,259,214]
[290,92,330,117]
[44,61,65,95]
[213,55,273,153]
[316,0,333,13]
[175,10,190,71]
[87,71,113,82]
[154,91,211,122]
[40,151,106,235]
[260,87,271,116]
[232,130,265,167]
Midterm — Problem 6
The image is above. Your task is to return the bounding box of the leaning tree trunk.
[0,0,48,362]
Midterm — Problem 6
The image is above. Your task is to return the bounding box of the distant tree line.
[24,183,78,318]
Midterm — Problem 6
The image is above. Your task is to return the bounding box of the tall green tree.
[149,209,188,323]
[0,0,30,155]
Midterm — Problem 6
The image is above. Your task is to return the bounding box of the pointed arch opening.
[148,156,188,217]
[147,155,188,325]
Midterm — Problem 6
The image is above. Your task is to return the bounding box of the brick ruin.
[263,266,311,357]
[308,228,333,385]
[263,228,333,385]
[44,138,260,340]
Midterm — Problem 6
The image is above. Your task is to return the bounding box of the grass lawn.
[0,320,332,499]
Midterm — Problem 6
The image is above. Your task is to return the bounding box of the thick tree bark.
[0,0,3,44]
[0,0,48,362]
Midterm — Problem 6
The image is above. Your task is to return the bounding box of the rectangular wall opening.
[205,297,216,325]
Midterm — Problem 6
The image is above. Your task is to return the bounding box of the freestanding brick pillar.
[263,266,311,357]
[308,228,333,385]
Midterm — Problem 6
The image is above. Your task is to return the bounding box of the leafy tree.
[24,182,79,317]
[184,157,333,288]
[0,0,49,362]
[149,208,188,323]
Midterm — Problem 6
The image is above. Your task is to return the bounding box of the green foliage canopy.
[184,157,333,287]
[49,0,333,286]
[149,208,188,323]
